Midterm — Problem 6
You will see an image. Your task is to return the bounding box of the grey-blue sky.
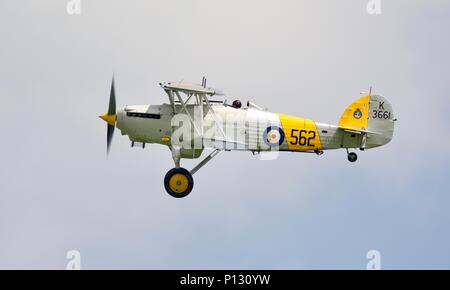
[0,0,449,269]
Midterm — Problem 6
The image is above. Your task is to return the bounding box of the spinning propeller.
[99,76,117,155]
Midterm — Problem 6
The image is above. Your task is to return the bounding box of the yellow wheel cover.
[169,173,189,193]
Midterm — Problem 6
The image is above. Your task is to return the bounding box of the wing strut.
[190,149,221,175]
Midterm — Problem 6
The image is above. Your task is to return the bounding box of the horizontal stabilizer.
[339,127,379,135]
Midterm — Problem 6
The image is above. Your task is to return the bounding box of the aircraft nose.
[99,112,116,126]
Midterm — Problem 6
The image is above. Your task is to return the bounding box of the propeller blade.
[107,124,115,155]
[108,77,116,115]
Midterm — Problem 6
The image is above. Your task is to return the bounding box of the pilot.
[232,100,242,109]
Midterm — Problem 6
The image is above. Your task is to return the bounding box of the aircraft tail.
[338,94,395,149]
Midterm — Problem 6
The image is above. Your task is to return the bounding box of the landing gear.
[164,167,194,198]
[164,149,221,198]
[347,152,358,163]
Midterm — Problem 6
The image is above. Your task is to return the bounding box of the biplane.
[100,77,395,198]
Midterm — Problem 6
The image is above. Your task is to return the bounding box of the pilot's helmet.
[232,100,242,109]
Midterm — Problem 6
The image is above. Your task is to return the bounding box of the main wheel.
[164,167,194,198]
[347,152,358,163]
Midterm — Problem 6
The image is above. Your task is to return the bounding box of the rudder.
[338,94,395,149]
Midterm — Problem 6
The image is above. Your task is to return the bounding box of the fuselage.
[98,78,395,198]
[115,102,384,157]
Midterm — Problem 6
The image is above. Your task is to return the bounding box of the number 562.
[290,129,315,146]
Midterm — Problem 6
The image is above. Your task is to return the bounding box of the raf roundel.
[353,108,362,119]
[263,126,285,147]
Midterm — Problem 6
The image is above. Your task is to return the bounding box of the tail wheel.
[164,167,194,198]
[347,152,358,163]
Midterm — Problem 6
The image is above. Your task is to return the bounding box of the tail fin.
[338,94,395,148]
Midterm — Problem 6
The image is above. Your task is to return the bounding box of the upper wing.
[159,81,223,96]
